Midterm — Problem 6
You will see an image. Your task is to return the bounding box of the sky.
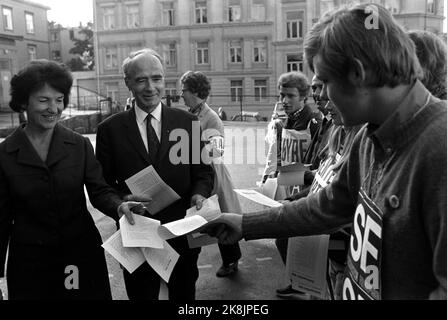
[30,0,447,31]
[33,0,93,28]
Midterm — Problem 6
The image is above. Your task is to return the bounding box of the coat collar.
[5,123,76,169]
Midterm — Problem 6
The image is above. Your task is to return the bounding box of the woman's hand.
[117,195,152,225]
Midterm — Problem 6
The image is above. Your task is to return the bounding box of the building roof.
[11,0,51,11]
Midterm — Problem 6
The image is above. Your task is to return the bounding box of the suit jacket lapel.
[124,107,152,165]
[158,104,173,163]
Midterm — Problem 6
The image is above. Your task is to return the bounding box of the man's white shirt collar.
[135,102,162,125]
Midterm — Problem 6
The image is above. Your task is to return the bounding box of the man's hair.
[180,71,211,100]
[9,59,73,112]
[304,4,421,88]
[409,30,447,99]
[122,48,164,79]
[277,71,310,99]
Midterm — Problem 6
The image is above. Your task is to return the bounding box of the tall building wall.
[0,0,50,110]
[93,0,445,119]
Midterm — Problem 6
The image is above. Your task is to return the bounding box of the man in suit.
[96,48,214,300]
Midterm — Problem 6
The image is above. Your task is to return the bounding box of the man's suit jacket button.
[386,195,400,209]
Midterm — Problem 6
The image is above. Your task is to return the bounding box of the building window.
[165,81,178,101]
[25,12,34,34]
[286,11,303,39]
[251,0,265,21]
[229,40,242,63]
[162,2,175,26]
[52,50,61,60]
[105,47,118,69]
[103,7,115,30]
[0,59,11,70]
[253,40,266,63]
[230,80,243,102]
[2,7,13,31]
[126,4,140,28]
[195,1,208,24]
[196,41,209,65]
[51,32,59,42]
[287,54,303,72]
[126,44,143,58]
[162,43,177,68]
[28,45,37,61]
[228,0,241,22]
[427,0,436,14]
[254,79,267,101]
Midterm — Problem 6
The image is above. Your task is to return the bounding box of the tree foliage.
[68,22,94,71]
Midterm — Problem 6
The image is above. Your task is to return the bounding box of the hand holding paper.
[202,213,243,245]
[124,194,153,216]
[191,194,206,210]
[157,195,221,240]
[117,200,151,225]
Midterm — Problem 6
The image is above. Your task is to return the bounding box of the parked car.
[231,111,267,122]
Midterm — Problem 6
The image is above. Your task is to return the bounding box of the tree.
[66,57,86,72]
[68,22,94,71]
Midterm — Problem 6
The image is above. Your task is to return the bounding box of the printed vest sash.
[342,187,383,300]
[280,128,311,166]
[310,154,341,194]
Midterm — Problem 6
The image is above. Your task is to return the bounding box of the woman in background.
[180,70,242,277]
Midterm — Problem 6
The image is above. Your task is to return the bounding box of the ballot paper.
[158,195,222,241]
[141,241,179,283]
[125,165,181,215]
[234,189,282,208]
[119,215,164,249]
[286,235,330,299]
[185,195,221,248]
[257,178,278,199]
[277,163,309,186]
[101,230,145,274]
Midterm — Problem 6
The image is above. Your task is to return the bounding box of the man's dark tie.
[146,114,160,164]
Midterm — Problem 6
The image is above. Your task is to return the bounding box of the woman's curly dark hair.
[409,30,447,99]
[9,59,73,112]
[180,71,211,100]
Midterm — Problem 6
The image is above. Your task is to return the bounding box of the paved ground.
[0,121,290,300]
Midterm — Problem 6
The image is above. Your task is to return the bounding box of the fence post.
[77,86,80,111]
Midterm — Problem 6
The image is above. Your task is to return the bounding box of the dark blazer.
[0,124,120,298]
[96,104,214,244]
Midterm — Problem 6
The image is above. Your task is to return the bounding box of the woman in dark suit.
[0,60,141,300]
